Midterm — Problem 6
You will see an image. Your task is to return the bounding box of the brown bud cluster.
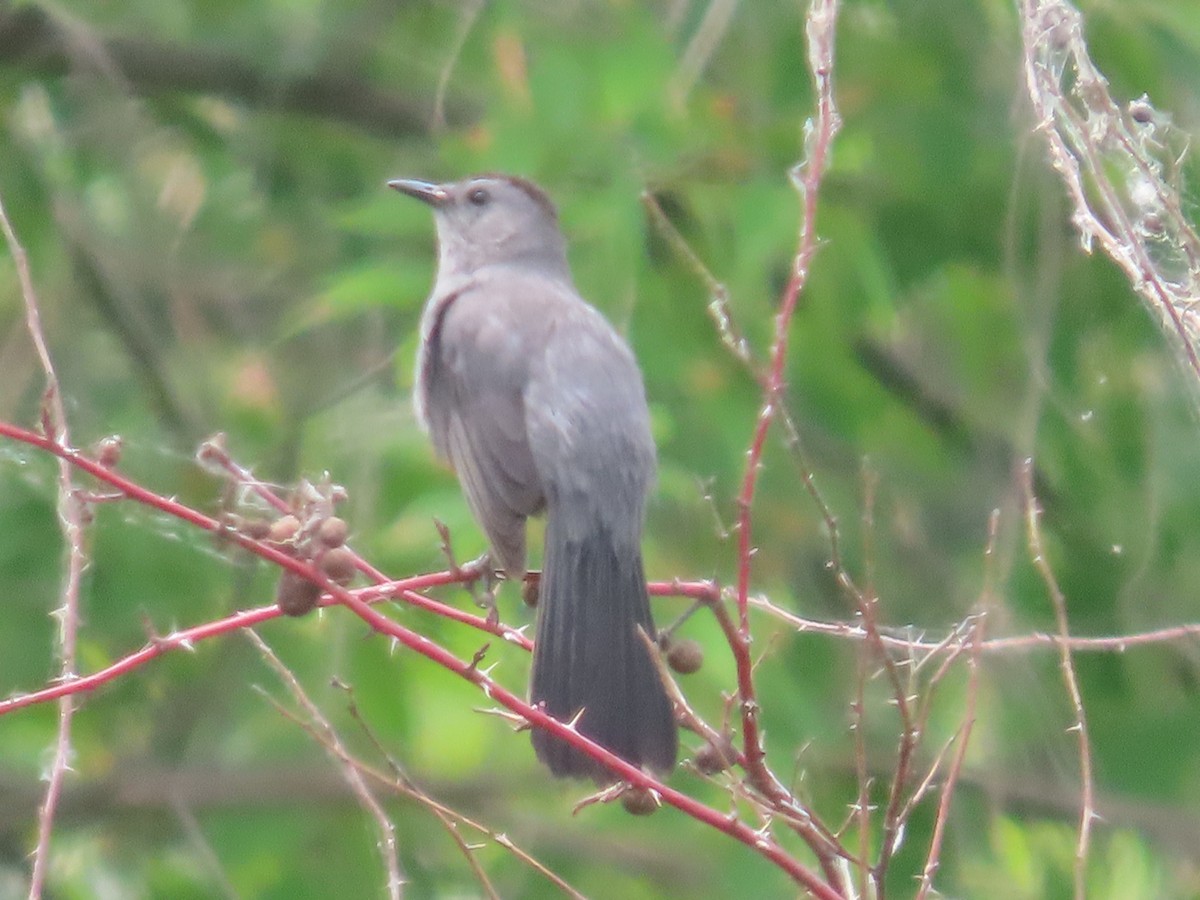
[317,516,349,548]
[319,546,356,586]
[268,515,301,544]
[664,638,704,675]
[620,786,660,816]
[693,737,737,775]
[276,571,322,617]
[242,506,354,617]
[204,462,353,617]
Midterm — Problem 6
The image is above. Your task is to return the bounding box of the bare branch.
[916,512,996,898]
[726,8,843,886]
[248,632,404,900]
[1020,459,1094,899]
[0,184,87,900]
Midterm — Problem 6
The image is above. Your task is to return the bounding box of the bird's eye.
[467,187,490,206]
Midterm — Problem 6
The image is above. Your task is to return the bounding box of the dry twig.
[0,187,88,900]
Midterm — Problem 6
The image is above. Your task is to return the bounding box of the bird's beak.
[387,179,449,207]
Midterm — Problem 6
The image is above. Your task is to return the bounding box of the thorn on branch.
[474,705,529,731]
[466,643,491,674]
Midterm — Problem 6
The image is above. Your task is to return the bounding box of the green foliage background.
[1,0,1200,896]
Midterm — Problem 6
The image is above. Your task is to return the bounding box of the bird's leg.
[434,519,502,620]
[461,550,503,624]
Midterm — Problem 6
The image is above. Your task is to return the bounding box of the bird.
[390,173,677,781]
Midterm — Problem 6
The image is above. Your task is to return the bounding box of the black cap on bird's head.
[389,174,568,280]
[389,173,556,219]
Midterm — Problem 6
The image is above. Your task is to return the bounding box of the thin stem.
[0,188,87,900]
[1021,459,1094,899]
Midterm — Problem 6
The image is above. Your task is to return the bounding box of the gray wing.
[524,302,656,546]
[417,284,546,577]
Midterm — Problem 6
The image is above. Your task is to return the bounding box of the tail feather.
[530,515,677,780]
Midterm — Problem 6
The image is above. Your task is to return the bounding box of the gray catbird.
[390,173,677,780]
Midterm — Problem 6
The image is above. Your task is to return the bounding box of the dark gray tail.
[530,515,677,781]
